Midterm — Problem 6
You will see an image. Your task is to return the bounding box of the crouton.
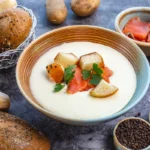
[46,63,64,83]
[54,52,78,68]
[79,52,104,70]
[90,79,118,98]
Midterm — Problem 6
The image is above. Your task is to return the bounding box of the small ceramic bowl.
[113,117,150,150]
[16,25,150,125]
[115,7,150,56]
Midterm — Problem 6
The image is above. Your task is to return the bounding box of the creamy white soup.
[30,42,136,120]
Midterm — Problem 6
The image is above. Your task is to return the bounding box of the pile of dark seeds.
[116,119,150,150]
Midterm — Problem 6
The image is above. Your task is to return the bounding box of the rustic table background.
[0,0,150,149]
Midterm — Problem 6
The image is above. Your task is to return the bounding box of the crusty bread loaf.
[54,52,78,68]
[0,0,17,12]
[79,52,104,70]
[0,112,50,150]
[0,8,32,53]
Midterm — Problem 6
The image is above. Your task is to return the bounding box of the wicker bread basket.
[0,5,37,69]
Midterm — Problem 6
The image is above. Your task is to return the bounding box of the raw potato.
[0,0,17,12]
[71,0,100,17]
[90,79,118,98]
[0,91,10,110]
[46,0,68,24]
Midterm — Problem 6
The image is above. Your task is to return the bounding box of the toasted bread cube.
[54,52,78,68]
[90,79,118,98]
[79,52,104,70]
[46,63,64,83]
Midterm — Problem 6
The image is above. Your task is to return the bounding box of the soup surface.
[30,42,136,120]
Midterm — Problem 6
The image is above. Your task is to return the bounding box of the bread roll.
[0,0,17,12]
[0,8,32,53]
[0,112,50,150]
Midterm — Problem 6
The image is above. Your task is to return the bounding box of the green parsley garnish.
[82,63,103,85]
[93,63,103,75]
[54,65,76,92]
[82,70,91,80]
[90,74,102,85]
[64,65,76,84]
[54,83,65,92]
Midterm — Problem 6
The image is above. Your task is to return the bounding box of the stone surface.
[0,0,150,149]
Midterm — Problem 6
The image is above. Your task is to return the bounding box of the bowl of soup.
[16,25,150,125]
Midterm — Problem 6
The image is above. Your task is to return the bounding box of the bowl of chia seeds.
[113,117,150,150]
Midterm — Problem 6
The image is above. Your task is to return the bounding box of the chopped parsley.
[82,63,103,85]
[54,83,65,92]
[90,74,102,85]
[82,70,91,80]
[54,65,76,92]
[64,65,76,84]
[93,63,103,75]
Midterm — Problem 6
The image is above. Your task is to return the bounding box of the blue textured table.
[0,0,150,149]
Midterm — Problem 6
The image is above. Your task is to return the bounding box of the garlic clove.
[0,92,10,110]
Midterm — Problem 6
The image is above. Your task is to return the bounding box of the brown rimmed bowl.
[16,25,150,125]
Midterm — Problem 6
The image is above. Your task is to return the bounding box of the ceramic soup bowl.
[16,25,150,125]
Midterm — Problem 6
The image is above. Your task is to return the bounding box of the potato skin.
[46,0,68,25]
[71,0,100,17]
